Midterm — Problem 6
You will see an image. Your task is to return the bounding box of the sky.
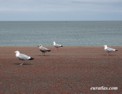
[0,0,122,21]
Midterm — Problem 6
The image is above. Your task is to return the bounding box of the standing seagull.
[38,45,51,55]
[104,45,118,55]
[15,51,34,65]
[53,41,63,49]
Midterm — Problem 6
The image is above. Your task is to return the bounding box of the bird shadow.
[37,54,51,56]
[14,63,33,66]
[103,53,117,56]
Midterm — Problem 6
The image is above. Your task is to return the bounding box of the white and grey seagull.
[38,45,51,55]
[53,41,63,49]
[15,50,34,65]
[104,45,118,55]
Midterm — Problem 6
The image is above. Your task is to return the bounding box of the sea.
[0,21,122,46]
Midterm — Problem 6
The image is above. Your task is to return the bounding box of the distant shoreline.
[0,21,121,46]
[0,20,122,22]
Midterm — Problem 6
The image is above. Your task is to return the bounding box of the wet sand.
[0,46,122,94]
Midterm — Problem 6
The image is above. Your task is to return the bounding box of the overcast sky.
[0,0,122,21]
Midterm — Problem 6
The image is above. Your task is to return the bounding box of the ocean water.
[0,21,122,46]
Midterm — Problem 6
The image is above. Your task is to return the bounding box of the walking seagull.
[38,45,51,55]
[15,51,34,65]
[53,41,63,49]
[104,45,118,55]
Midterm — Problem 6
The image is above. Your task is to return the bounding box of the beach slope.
[0,46,122,94]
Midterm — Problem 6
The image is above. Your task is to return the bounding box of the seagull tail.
[29,57,34,60]
[115,49,118,51]
[48,49,51,52]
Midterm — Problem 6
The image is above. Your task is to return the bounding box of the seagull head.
[15,51,20,55]
[53,41,56,45]
[104,45,108,49]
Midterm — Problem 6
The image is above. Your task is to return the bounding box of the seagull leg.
[56,48,59,51]
[42,52,45,56]
[44,53,45,56]
[20,62,24,66]
[108,52,111,56]
[107,52,109,56]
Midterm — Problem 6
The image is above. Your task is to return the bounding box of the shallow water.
[0,21,122,46]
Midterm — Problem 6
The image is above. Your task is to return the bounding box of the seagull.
[38,45,51,55]
[53,41,63,49]
[104,45,118,55]
[15,51,34,65]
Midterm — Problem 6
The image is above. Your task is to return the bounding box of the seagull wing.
[55,43,63,47]
[107,47,116,51]
[18,53,31,60]
[56,43,61,46]
[41,46,50,51]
